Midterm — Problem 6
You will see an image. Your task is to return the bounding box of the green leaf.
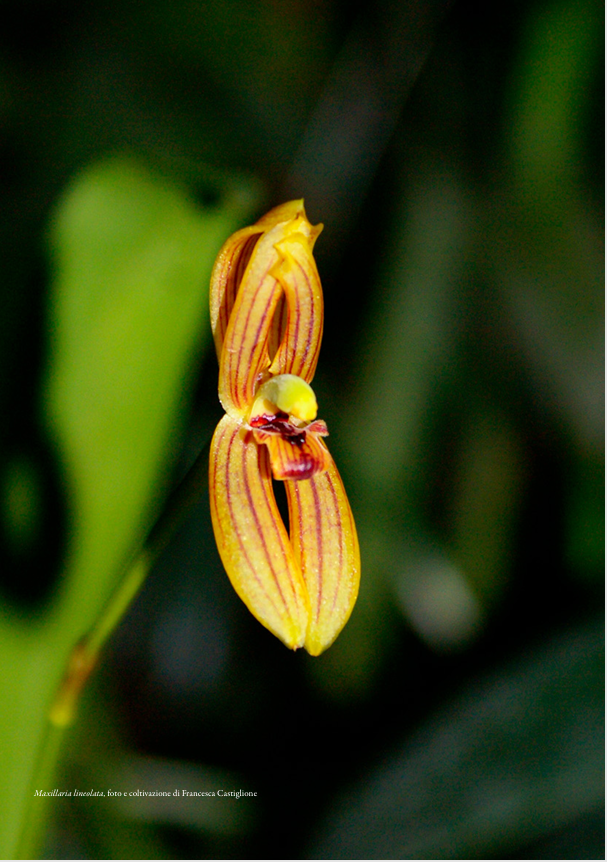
[449,408,525,605]
[0,156,259,858]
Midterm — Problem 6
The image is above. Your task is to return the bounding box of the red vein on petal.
[345,476,359,604]
[325,471,345,615]
[285,254,322,382]
[213,230,262,356]
[303,277,323,381]
[273,255,307,379]
[240,433,290,610]
[226,263,278,409]
[291,478,304,557]
[220,233,260,341]
[210,420,230,544]
[232,265,273,374]
[277,296,288,359]
[290,265,302,374]
[221,423,283,620]
[310,478,324,623]
[256,446,305,607]
[295,257,312,378]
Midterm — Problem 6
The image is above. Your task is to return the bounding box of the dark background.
[0,0,603,858]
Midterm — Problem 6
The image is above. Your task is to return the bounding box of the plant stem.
[14,438,210,859]
[15,724,64,861]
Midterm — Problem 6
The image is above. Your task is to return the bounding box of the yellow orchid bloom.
[208,200,360,655]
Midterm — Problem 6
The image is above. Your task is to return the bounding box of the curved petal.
[285,448,361,655]
[268,293,287,363]
[269,231,324,383]
[218,227,285,416]
[209,226,262,359]
[217,202,324,415]
[211,200,312,364]
[209,414,310,649]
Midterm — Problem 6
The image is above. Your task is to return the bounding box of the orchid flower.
[208,200,360,655]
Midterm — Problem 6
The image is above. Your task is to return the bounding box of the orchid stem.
[15,437,211,860]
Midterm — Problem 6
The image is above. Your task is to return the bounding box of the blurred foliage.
[311,619,603,859]
[0,0,603,859]
[0,155,257,856]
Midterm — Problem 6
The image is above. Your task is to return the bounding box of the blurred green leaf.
[508,0,602,202]
[493,0,603,453]
[309,617,604,860]
[0,155,258,858]
[43,156,255,610]
[311,166,471,697]
[449,408,526,605]
[346,166,469,507]
[391,410,525,651]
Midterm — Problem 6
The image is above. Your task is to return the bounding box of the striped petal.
[285,451,361,655]
[269,228,323,383]
[217,202,324,417]
[210,201,311,361]
[209,414,310,649]
[218,225,286,417]
[209,225,262,359]
[268,294,287,363]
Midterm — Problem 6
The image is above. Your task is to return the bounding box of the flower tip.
[304,641,326,658]
[255,199,306,229]
[254,199,323,245]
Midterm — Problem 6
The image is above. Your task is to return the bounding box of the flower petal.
[218,225,287,416]
[285,450,360,655]
[209,225,262,360]
[268,293,287,362]
[210,200,311,364]
[254,428,331,480]
[269,231,324,384]
[209,414,310,649]
[217,202,324,416]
